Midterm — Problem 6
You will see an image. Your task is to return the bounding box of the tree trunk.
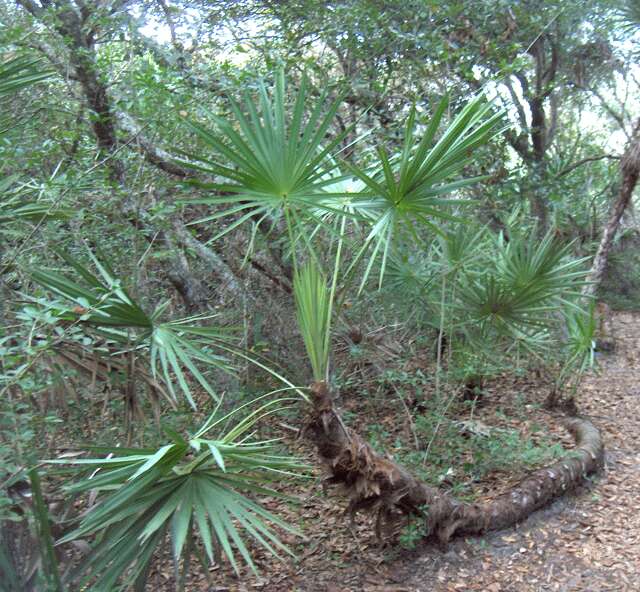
[583,120,640,299]
[16,0,241,309]
[305,381,603,544]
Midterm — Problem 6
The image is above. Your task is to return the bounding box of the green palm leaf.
[347,95,506,289]
[47,397,308,589]
[0,56,52,98]
[29,250,235,407]
[178,70,351,242]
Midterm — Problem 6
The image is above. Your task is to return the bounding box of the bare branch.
[116,111,191,178]
[547,92,558,148]
[504,75,528,131]
[171,219,248,304]
[557,154,621,178]
[586,86,630,139]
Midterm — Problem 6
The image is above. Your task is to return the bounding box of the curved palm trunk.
[306,381,603,544]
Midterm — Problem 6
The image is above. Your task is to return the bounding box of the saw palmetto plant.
[47,394,307,590]
[28,249,235,409]
[177,72,504,291]
[16,247,310,591]
[464,233,588,340]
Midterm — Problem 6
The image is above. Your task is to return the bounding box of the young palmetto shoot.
[293,262,332,382]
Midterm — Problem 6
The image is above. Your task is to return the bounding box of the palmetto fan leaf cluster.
[457,231,588,331]
[178,71,506,290]
[29,249,235,408]
[180,70,351,242]
[48,396,307,590]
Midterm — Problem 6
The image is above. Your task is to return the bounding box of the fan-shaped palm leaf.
[29,250,235,407]
[347,95,506,290]
[48,396,307,589]
[455,231,589,337]
[178,70,351,243]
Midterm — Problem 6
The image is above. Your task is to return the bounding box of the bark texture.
[584,119,640,299]
[306,381,603,544]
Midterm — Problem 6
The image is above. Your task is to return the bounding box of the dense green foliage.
[0,0,638,589]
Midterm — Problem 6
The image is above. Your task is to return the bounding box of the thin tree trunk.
[171,219,247,304]
[16,0,234,309]
[583,120,640,299]
[163,230,209,312]
[306,381,603,544]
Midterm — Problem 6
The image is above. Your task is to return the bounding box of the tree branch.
[171,219,247,303]
[116,111,191,178]
[504,75,528,131]
[541,38,559,97]
[15,0,43,17]
[557,154,621,178]
[586,86,630,139]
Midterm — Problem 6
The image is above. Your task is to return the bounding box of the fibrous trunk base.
[305,381,603,544]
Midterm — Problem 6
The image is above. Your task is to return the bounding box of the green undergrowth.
[339,369,567,502]
[599,232,640,311]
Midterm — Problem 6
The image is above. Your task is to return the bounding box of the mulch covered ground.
[165,311,640,591]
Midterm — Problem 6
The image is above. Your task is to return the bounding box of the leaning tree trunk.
[305,381,603,544]
[583,119,640,299]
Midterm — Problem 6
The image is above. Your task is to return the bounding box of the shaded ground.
[168,311,640,591]
[300,311,640,592]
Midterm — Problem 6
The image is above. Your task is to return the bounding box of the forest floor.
[168,311,640,592]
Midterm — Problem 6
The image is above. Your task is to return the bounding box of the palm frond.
[29,250,236,407]
[347,94,506,289]
[0,56,52,98]
[47,397,308,589]
[293,262,331,382]
[179,70,350,242]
